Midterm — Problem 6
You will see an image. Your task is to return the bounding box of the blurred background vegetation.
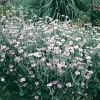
[0,0,100,26]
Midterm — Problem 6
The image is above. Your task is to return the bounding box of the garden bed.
[0,7,100,100]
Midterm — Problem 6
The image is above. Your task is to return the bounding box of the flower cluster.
[0,13,100,100]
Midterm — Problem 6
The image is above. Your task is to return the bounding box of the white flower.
[66,82,72,87]
[89,70,93,74]
[1,78,5,82]
[79,58,83,61]
[74,45,79,49]
[79,48,83,52]
[33,52,41,57]
[18,49,24,53]
[69,41,73,45]
[56,41,62,45]
[31,74,35,78]
[54,26,58,30]
[28,53,33,57]
[50,43,55,47]
[1,46,6,50]
[86,56,91,60]
[61,39,65,42]
[70,47,74,53]
[20,78,26,82]
[19,35,24,39]
[75,71,80,75]
[34,15,37,17]
[87,70,93,74]
[57,64,62,68]
[84,75,90,79]
[28,32,33,36]
[47,82,53,87]
[47,62,52,67]
[75,37,81,41]
[31,63,36,67]
[10,69,13,72]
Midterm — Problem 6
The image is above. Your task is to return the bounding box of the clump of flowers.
[0,10,100,100]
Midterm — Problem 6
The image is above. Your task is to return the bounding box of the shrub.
[0,3,12,18]
[11,0,91,19]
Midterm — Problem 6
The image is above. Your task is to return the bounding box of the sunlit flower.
[31,63,36,67]
[75,71,80,75]
[34,95,39,99]
[84,75,90,79]
[1,78,5,82]
[23,83,27,86]
[20,78,26,83]
[69,41,73,45]
[47,82,53,87]
[33,52,41,57]
[18,49,24,53]
[66,82,72,87]
[86,56,91,60]
[35,82,39,85]
[74,45,79,49]
[31,74,35,78]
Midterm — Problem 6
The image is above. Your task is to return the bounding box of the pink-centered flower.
[69,41,73,45]
[29,70,33,74]
[84,75,90,79]
[57,84,62,88]
[58,68,64,74]
[9,50,15,55]
[20,78,26,83]
[66,82,72,87]
[78,66,83,69]
[53,80,57,84]
[35,82,39,85]
[50,64,54,69]
[54,58,59,64]
[18,49,24,53]
[40,57,46,62]
[34,95,39,99]
[23,83,27,86]
[41,47,46,51]
[9,64,14,68]
[81,82,85,86]
[31,63,36,67]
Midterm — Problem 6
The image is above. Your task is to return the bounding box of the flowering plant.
[0,12,100,100]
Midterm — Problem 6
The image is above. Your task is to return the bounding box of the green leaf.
[37,90,41,95]
[2,85,7,91]
[41,93,49,99]
[19,88,28,96]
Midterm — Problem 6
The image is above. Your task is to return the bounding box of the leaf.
[19,89,25,96]
[37,90,41,95]
[19,88,28,96]
[2,85,7,91]
[41,93,49,99]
